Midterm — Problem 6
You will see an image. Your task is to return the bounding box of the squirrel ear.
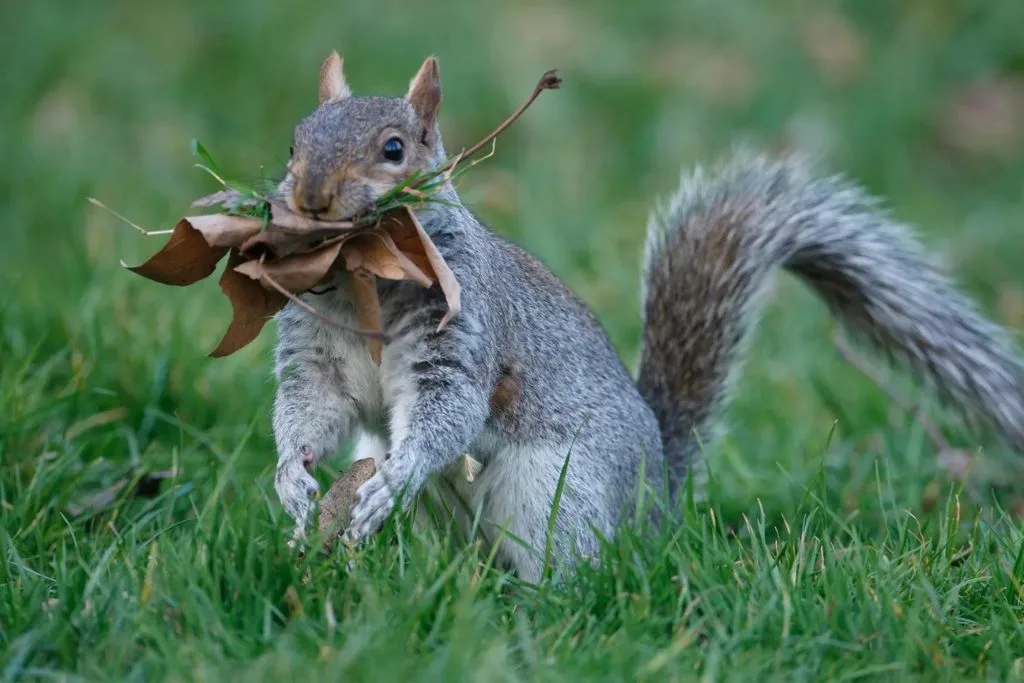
[406,56,442,131]
[319,51,351,104]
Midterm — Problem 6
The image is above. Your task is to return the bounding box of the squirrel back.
[639,152,1024,489]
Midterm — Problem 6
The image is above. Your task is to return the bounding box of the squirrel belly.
[638,152,1024,493]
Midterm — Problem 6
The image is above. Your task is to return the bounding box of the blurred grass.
[3,0,1024,680]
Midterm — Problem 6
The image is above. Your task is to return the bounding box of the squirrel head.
[279,52,445,221]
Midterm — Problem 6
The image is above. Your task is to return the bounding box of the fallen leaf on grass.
[66,480,128,518]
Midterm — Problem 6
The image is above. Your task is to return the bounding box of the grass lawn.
[3,1,1024,680]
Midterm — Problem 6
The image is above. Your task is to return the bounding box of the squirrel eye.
[382,137,404,163]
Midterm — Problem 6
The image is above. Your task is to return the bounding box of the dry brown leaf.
[348,270,384,363]
[342,230,433,286]
[242,225,351,260]
[209,250,288,357]
[400,206,462,330]
[235,241,344,293]
[237,203,358,260]
[938,76,1024,159]
[378,214,434,275]
[184,214,264,248]
[269,202,357,231]
[123,218,228,286]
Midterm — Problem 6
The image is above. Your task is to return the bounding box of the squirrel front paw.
[344,457,414,543]
[275,456,321,530]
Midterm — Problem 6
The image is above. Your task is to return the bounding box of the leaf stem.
[257,266,389,342]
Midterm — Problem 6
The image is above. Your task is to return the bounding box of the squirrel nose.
[294,184,333,216]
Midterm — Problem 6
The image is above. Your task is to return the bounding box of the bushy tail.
[636,152,1024,488]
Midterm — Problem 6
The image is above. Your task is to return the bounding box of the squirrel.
[270,51,1024,581]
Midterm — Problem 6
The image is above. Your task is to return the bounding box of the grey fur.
[639,152,1024,489]
[272,90,1024,581]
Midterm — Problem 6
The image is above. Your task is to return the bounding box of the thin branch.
[87,198,174,236]
[440,150,466,184]
[432,69,561,178]
[444,139,498,186]
[258,266,389,342]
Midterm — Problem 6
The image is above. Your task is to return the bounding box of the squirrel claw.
[346,470,400,542]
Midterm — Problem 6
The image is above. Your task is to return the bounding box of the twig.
[833,333,949,451]
[432,69,561,179]
[440,150,466,184]
[87,198,174,236]
[444,140,498,186]
[258,266,389,342]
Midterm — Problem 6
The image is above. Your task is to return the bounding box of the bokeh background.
[7,0,1024,502]
[3,0,1024,673]
[5,0,1024,515]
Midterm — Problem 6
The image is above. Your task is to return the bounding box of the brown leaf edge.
[401,206,461,330]
[235,241,345,294]
[235,254,390,344]
[341,229,433,287]
[122,218,229,286]
[184,214,264,248]
[209,250,288,358]
[348,269,384,364]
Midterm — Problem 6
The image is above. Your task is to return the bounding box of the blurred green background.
[6,0,1023,496]
[3,0,1024,678]
[4,0,1024,517]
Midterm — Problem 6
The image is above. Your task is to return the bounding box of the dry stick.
[833,333,950,450]
[257,265,389,342]
[430,69,562,181]
[87,198,174,236]
[444,140,497,185]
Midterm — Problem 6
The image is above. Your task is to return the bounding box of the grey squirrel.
[271,52,1024,581]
